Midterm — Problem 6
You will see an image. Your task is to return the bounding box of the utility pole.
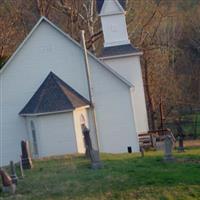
[80,30,102,169]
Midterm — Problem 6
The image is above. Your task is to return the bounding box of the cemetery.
[0,140,200,200]
[0,0,200,199]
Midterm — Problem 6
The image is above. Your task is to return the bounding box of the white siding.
[101,14,130,47]
[100,0,129,47]
[0,20,139,165]
[102,56,149,134]
[37,113,77,157]
[88,57,139,153]
[0,21,89,166]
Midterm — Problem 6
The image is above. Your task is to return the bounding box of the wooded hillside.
[0,0,199,131]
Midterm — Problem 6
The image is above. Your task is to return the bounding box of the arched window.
[30,120,38,156]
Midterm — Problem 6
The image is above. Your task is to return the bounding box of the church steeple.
[97,0,130,47]
[97,0,149,134]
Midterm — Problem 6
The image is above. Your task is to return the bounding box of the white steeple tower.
[97,0,149,134]
[98,0,130,47]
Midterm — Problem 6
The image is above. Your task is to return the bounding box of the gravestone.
[163,135,174,161]
[10,161,18,184]
[21,140,33,169]
[82,125,93,159]
[0,169,16,194]
[140,146,144,157]
[177,135,184,152]
[19,158,24,178]
[175,120,185,152]
[81,124,102,169]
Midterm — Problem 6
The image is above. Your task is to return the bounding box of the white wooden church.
[0,0,149,166]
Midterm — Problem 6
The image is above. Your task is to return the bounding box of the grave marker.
[10,161,18,184]
[163,135,175,161]
[82,124,103,169]
[0,169,16,194]
[21,140,33,169]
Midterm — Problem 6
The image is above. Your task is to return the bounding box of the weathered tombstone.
[81,124,102,169]
[140,146,144,157]
[90,150,103,169]
[82,125,92,159]
[10,161,18,184]
[177,136,184,152]
[163,135,174,161]
[19,157,24,178]
[21,140,33,169]
[0,169,16,194]
[151,134,157,148]
[175,120,185,152]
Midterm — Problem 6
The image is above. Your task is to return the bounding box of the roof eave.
[99,10,125,17]
[20,105,90,117]
[19,109,75,117]
[99,52,143,60]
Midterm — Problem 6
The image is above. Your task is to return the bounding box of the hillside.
[0,0,200,130]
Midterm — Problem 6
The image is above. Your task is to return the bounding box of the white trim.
[100,11,125,17]
[74,105,90,111]
[20,105,91,117]
[0,17,132,88]
[129,86,140,150]
[114,0,126,11]
[71,111,79,153]
[104,40,130,47]
[20,109,74,117]
[99,52,143,60]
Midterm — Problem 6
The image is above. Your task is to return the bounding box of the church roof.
[97,0,126,14]
[19,72,90,116]
[99,44,140,58]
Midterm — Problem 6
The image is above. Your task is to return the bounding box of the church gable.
[0,17,131,89]
[19,72,90,116]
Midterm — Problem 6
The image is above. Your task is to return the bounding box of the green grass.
[1,148,200,200]
[182,114,200,137]
[166,113,200,138]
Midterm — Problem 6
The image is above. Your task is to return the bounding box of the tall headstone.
[21,140,33,169]
[178,136,184,152]
[10,161,18,184]
[163,135,174,161]
[140,146,144,157]
[19,158,24,178]
[81,124,102,169]
[0,169,16,194]
[82,125,93,159]
[176,121,185,152]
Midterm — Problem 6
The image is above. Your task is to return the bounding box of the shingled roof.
[99,44,139,58]
[97,0,126,14]
[19,72,90,116]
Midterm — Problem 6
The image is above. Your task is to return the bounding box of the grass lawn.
[182,114,200,137]
[1,148,200,200]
